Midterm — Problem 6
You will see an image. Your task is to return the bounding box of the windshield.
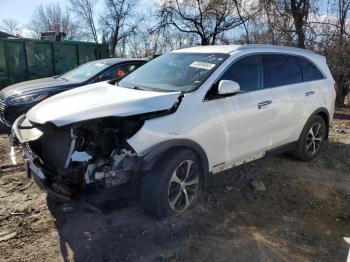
[60,61,111,82]
[118,52,229,92]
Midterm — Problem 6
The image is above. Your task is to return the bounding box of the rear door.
[262,54,306,148]
[296,56,328,121]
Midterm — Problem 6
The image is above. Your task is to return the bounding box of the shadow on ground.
[0,123,9,135]
[46,140,350,262]
[334,113,350,120]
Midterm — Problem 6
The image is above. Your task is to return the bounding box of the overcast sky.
[0,0,71,25]
[0,0,151,27]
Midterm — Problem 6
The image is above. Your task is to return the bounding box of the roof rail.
[237,44,316,54]
[175,45,196,50]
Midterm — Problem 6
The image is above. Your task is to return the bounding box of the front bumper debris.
[12,114,142,199]
[23,148,71,201]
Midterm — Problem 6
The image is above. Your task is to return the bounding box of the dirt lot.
[0,106,349,262]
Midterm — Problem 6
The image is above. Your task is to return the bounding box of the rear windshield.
[118,52,229,92]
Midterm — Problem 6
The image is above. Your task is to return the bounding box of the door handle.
[257,100,272,109]
[305,91,315,96]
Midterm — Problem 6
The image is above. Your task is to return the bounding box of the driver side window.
[100,62,144,81]
[205,55,263,100]
[220,55,263,92]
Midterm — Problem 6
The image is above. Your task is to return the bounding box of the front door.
[205,54,274,170]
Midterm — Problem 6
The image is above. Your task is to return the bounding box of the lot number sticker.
[190,61,216,70]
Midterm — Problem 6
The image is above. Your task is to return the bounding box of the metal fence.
[0,38,109,89]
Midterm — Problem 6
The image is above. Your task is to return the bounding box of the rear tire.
[293,115,326,161]
[140,148,203,218]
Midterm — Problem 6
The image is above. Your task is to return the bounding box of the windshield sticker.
[189,61,216,70]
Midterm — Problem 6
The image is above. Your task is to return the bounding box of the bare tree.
[99,0,139,56]
[0,18,22,36]
[28,3,84,40]
[252,0,349,102]
[287,0,310,48]
[255,0,311,48]
[332,0,350,103]
[68,0,99,43]
[157,0,252,45]
[123,6,199,58]
[337,0,350,41]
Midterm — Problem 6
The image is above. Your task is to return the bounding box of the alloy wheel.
[167,160,200,212]
[306,122,323,155]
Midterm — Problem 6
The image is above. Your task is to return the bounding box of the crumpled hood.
[1,77,76,97]
[26,82,181,126]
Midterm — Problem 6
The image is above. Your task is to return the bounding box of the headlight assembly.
[8,93,49,105]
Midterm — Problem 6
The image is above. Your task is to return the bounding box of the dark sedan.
[0,58,147,127]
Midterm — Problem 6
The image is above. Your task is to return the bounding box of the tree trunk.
[336,83,346,104]
[201,38,210,45]
[290,0,309,49]
[295,21,306,48]
[211,34,217,45]
[110,37,117,57]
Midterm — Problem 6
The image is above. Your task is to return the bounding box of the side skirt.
[265,142,297,157]
[208,141,298,176]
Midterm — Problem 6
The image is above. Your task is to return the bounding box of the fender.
[141,139,209,177]
[301,107,330,139]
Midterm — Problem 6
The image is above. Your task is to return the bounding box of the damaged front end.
[13,115,145,201]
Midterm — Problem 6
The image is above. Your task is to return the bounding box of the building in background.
[40,31,67,41]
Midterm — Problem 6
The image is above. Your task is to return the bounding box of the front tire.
[293,115,326,161]
[140,148,203,218]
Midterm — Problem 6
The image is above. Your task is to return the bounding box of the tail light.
[334,82,339,94]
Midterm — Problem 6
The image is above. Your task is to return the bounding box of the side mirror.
[218,80,240,95]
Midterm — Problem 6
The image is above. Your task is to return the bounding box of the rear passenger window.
[297,57,325,81]
[262,54,302,88]
[220,55,262,92]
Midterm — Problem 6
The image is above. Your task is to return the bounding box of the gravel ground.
[0,106,349,262]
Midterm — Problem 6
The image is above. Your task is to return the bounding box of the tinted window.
[105,62,144,80]
[297,57,324,81]
[220,55,262,92]
[60,61,110,82]
[263,54,302,88]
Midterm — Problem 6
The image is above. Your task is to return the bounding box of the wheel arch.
[141,139,209,177]
[304,107,330,140]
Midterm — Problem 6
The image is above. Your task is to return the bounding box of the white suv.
[13,45,336,218]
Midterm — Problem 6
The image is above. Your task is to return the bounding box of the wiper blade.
[119,83,147,91]
[132,86,146,91]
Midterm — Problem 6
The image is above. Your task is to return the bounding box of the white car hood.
[26,82,181,126]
